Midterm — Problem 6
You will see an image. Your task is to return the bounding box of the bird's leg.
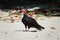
[28,27,30,31]
[25,28,27,31]
[24,25,28,31]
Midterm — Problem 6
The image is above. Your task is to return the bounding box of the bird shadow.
[14,30,37,32]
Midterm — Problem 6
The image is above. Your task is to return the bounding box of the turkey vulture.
[22,9,45,31]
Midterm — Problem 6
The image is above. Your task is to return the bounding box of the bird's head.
[21,9,26,14]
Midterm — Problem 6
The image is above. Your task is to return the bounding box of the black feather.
[22,14,45,30]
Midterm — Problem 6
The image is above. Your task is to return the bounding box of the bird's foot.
[23,30,29,32]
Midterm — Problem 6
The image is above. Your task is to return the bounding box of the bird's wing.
[25,17,38,25]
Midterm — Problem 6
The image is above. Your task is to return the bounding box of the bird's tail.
[40,25,45,29]
[36,25,45,30]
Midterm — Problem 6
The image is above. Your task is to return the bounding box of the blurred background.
[0,0,60,9]
[0,0,60,15]
[0,0,60,23]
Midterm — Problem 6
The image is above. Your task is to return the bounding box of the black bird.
[22,9,45,31]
